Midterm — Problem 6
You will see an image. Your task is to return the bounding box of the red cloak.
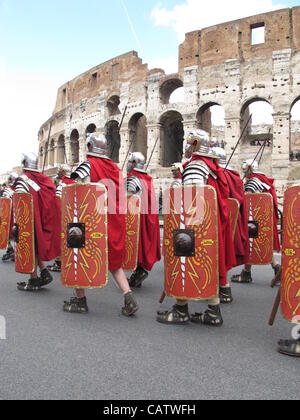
[25,171,61,262]
[127,169,161,272]
[225,169,250,266]
[184,156,236,286]
[62,176,75,186]
[249,173,281,252]
[88,156,126,271]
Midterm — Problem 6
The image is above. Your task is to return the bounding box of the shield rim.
[228,198,240,241]
[246,192,274,266]
[14,192,36,274]
[0,197,12,250]
[164,184,219,302]
[61,182,109,290]
[123,193,141,272]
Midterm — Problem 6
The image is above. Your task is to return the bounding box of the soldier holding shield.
[213,147,250,297]
[62,133,139,317]
[157,130,236,326]
[1,172,17,262]
[13,153,61,291]
[126,153,161,289]
[232,160,281,284]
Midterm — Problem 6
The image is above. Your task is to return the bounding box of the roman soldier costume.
[157,130,236,326]
[213,148,250,269]
[14,153,61,291]
[63,133,139,316]
[232,159,281,284]
[48,165,74,273]
[126,153,161,289]
[1,172,17,262]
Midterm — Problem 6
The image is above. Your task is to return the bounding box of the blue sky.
[0,0,299,173]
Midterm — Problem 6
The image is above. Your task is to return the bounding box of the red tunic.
[225,169,250,266]
[25,171,61,262]
[127,169,161,272]
[88,156,126,271]
[184,156,236,286]
[249,173,281,252]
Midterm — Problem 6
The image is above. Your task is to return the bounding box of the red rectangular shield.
[0,197,12,250]
[122,195,141,271]
[281,186,300,323]
[13,193,35,274]
[228,198,240,241]
[245,193,274,265]
[163,185,219,301]
[61,183,108,289]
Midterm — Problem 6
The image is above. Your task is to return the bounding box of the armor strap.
[71,161,91,181]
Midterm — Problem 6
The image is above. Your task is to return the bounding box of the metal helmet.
[242,159,259,175]
[57,164,71,179]
[185,130,210,159]
[127,152,146,173]
[86,133,108,157]
[21,153,39,172]
[213,147,227,166]
[7,172,18,185]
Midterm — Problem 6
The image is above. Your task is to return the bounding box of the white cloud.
[151,0,285,42]
[147,56,178,74]
[0,58,67,174]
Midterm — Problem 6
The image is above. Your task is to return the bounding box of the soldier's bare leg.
[111,269,139,317]
[64,269,139,316]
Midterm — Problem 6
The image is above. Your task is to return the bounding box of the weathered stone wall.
[39,7,300,201]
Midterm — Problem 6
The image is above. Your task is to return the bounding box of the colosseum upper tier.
[39,7,300,199]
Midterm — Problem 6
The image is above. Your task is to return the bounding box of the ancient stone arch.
[105,120,121,163]
[159,77,183,105]
[57,135,65,165]
[70,130,80,165]
[159,111,184,167]
[128,113,148,160]
[86,124,97,135]
[107,95,121,117]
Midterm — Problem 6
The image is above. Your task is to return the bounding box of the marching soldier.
[213,147,250,283]
[63,133,139,316]
[272,184,300,357]
[157,130,236,326]
[232,159,281,284]
[1,172,17,262]
[126,153,161,289]
[15,153,61,291]
[48,165,74,273]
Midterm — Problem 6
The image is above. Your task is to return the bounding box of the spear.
[42,121,52,173]
[146,137,159,171]
[224,114,252,172]
[243,128,272,180]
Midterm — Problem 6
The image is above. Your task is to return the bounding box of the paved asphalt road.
[0,251,298,401]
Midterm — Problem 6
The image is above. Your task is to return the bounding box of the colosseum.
[38,6,300,200]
